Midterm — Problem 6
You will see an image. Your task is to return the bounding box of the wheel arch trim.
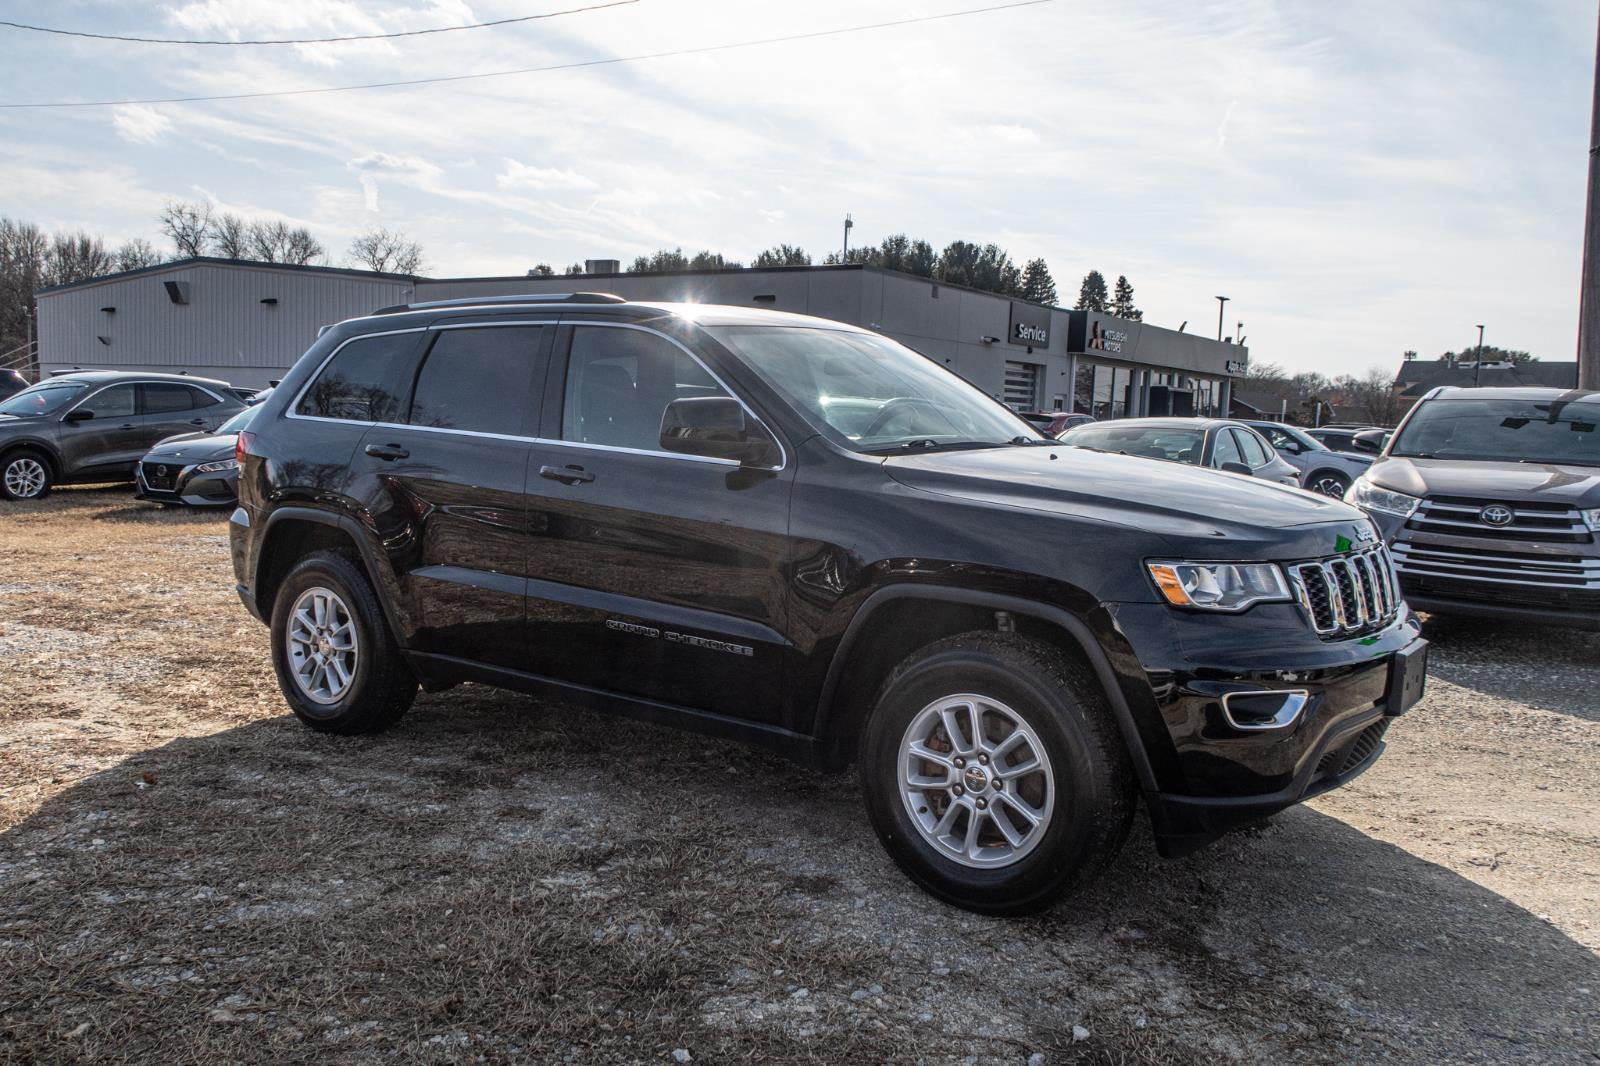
[813,585,1161,794]
[255,505,412,647]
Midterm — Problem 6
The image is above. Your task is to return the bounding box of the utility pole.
[1215,295,1229,341]
[842,213,853,263]
[1474,324,1486,387]
[1580,4,1600,390]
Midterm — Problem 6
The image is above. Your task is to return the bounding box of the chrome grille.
[1287,547,1400,636]
[1392,542,1600,591]
[1407,496,1591,544]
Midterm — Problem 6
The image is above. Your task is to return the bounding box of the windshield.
[217,407,257,434]
[0,381,89,418]
[1060,423,1205,464]
[1391,396,1600,466]
[706,326,1039,452]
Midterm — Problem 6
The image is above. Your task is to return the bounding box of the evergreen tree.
[936,240,983,287]
[564,263,584,275]
[688,250,742,270]
[1075,270,1109,312]
[1111,275,1141,320]
[1019,258,1057,305]
[628,248,690,273]
[529,263,555,276]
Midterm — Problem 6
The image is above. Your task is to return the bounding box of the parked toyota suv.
[230,294,1427,914]
[0,371,246,501]
[1347,386,1600,630]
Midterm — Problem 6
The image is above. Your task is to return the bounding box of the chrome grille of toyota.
[1287,547,1400,636]
[1407,496,1591,544]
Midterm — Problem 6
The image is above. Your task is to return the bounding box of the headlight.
[194,459,238,474]
[1344,477,1420,518]
[1584,508,1600,533]
[1146,561,1291,612]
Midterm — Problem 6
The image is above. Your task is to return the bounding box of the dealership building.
[35,257,1246,416]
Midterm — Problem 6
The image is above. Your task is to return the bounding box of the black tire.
[858,632,1135,916]
[0,448,53,501]
[269,549,417,734]
[1304,469,1352,499]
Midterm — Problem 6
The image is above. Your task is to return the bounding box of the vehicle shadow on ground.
[1418,612,1600,722]
[2,690,1595,1064]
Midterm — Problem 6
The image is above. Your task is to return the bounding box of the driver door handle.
[188,418,207,426]
[539,464,594,485]
[364,443,410,461]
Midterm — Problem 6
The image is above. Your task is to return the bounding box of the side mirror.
[1280,440,1303,455]
[660,396,780,468]
[1220,461,1253,476]
[63,409,94,423]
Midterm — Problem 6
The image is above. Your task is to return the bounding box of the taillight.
[235,430,256,467]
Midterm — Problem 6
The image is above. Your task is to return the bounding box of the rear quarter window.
[296,333,423,423]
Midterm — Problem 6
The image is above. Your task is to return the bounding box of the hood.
[1368,456,1600,507]
[143,432,237,464]
[884,445,1370,555]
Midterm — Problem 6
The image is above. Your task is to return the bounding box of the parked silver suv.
[0,371,245,501]
[1346,386,1600,630]
[1243,420,1375,498]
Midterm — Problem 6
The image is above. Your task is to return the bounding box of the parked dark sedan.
[1059,417,1302,486]
[0,371,246,501]
[136,404,257,507]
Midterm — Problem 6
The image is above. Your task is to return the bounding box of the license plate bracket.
[1385,640,1428,716]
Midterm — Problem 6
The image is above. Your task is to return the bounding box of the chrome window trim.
[282,319,787,472]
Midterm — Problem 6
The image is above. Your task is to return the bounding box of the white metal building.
[34,258,415,388]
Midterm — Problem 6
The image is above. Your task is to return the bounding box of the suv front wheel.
[1,449,52,501]
[858,633,1134,915]
[269,550,417,734]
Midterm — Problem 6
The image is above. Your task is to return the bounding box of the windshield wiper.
[864,439,1008,455]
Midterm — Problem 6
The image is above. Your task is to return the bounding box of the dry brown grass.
[1,487,1595,1065]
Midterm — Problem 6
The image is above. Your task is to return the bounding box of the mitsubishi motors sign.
[1007,302,1051,349]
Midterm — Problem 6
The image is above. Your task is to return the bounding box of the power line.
[0,1,639,46]
[0,0,1054,109]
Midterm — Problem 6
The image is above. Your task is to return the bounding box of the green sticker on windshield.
[1335,534,1353,554]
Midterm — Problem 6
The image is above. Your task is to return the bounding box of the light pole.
[842,213,853,262]
[1474,323,1485,387]
[1579,2,1600,390]
[1215,296,1229,341]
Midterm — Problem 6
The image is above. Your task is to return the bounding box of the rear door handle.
[539,464,594,485]
[188,418,207,426]
[118,423,137,430]
[364,443,410,461]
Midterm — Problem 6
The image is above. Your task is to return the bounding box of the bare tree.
[209,213,250,258]
[0,218,49,361]
[44,232,115,287]
[114,238,163,272]
[346,227,425,274]
[281,226,326,266]
[158,200,212,257]
[247,220,291,262]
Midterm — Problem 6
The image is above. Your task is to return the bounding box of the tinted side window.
[143,383,207,414]
[296,333,422,423]
[408,327,543,434]
[561,327,729,451]
[1211,428,1243,467]
[77,383,136,419]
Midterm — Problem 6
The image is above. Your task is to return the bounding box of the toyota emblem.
[1479,504,1514,527]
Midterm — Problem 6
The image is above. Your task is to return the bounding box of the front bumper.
[135,462,239,507]
[1108,601,1426,856]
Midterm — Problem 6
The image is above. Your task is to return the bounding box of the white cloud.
[495,161,599,192]
[111,106,173,144]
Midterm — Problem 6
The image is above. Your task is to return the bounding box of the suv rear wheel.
[269,550,416,734]
[1,449,52,501]
[858,632,1134,915]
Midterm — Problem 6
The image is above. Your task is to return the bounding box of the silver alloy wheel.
[286,586,359,706]
[3,457,46,499]
[898,693,1055,869]
[1309,474,1349,499]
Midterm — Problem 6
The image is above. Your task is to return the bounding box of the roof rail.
[372,292,628,315]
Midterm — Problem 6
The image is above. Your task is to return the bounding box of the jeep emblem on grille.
[1479,504,1514,527]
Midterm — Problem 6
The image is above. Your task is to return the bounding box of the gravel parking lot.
[1,488,1596,1065]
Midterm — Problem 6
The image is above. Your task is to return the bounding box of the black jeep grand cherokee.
[230,293,1428,914]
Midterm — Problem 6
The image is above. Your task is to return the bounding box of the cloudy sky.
[0,0,1592,375]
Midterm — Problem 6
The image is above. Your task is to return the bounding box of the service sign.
[1008,302,1051,348]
